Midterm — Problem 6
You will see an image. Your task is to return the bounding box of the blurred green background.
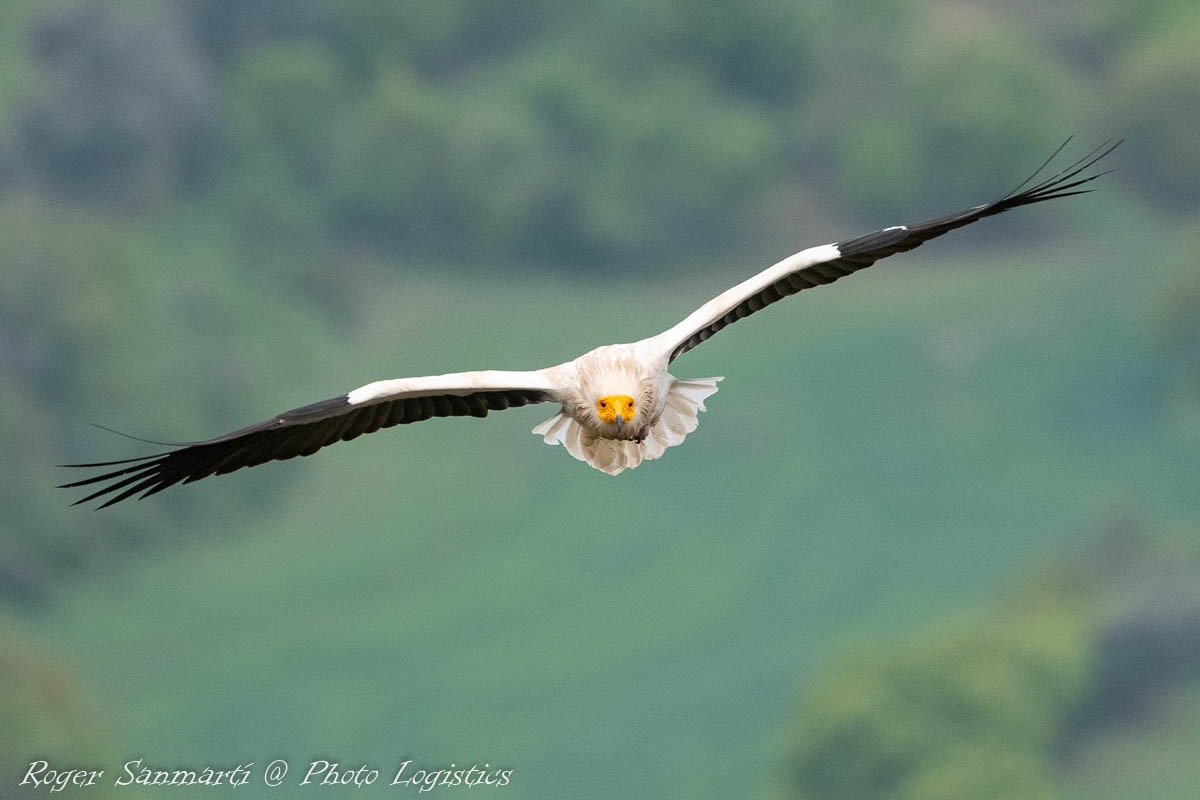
[3,0,1200,797]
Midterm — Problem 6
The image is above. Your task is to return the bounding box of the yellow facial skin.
[596,395,636,430]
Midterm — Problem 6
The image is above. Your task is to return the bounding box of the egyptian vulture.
[63,140,1119,508]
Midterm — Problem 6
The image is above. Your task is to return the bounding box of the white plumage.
[531,343,723,475]
[62,141,1119,507]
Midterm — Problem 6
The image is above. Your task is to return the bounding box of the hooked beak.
[597,395,636,429]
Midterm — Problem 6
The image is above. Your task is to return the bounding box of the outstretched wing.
[654,139,1121,363]
[61,370,559,508]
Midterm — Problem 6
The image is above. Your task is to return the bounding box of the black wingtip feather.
[993,137,1123,210]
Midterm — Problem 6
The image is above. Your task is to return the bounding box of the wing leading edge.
[61,371,557,508]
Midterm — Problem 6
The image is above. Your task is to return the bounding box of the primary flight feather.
[62,140,1120,508]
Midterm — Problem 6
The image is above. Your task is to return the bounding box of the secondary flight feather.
[62,139,1120,508]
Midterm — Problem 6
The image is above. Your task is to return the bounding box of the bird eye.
[599,400,607,408]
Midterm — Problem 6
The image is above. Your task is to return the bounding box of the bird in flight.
[62,140,1120,508]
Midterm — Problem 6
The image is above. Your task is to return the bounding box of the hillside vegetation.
[3,1,1200,798]
[5,0,1199,596]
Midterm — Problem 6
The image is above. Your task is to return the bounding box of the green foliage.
[0,187,347,602]
[0,614,119,795]
[493,53,777,262]
[896,746,1059,800]
[327,0,567,78]
[1079,0,1200,58]
[225,41,349,232]
[787,609,1090,800]
[329,65,470,249]
[783,524,1200,800]
[593,0,819,105]
[829,25,1081,221]
[17,2,216,207]
[1105,22,1200,212]
[13,0,1177,273]
[0,195,154,598]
